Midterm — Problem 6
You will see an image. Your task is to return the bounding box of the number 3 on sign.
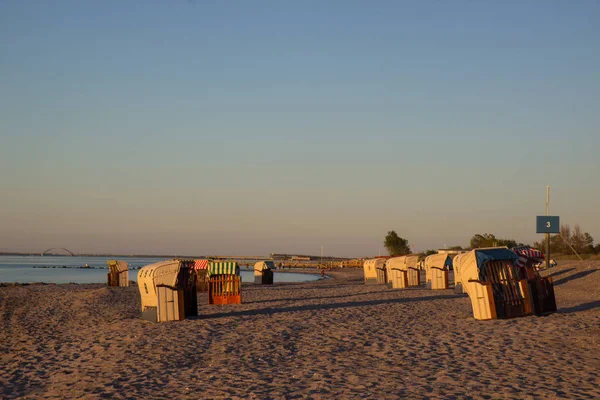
[546,221,551,228]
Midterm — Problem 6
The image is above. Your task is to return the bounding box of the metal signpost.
[536,186,560,270]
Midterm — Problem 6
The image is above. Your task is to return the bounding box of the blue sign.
[536,216,560,233]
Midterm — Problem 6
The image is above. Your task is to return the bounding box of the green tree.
[582,233,595,254]
[421,249,438,257]
[469,233,497,249]
[570,225,594,254]
[496,239,525,248]
[534,224,595,255]
[384,231,411,257]
[470,233,523,249]
[533,235,562,253]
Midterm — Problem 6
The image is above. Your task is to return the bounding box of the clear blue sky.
[1,1,599,256]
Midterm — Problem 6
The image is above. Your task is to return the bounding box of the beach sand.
[1,262,599,399]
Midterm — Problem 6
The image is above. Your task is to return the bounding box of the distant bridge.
[41,248,75,256]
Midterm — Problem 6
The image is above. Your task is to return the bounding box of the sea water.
[0,255,321,284]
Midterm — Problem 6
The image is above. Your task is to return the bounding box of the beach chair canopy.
[107,260,128,274]
[254,261,275,272]
[193,259,209,270]
[137,260,187,312]
[208,261,240,277]
[405,255,421,269]
[139,261,181,289]
[386,256,407,271]
[424,254,452,271]
[451,252,468,289]
[363,258,386,283]
[453,253,467,271]
[511,246,544,268]
[364,258,387,270]
[385,255,419,271]
[453,253,466,265]
[454,247,518,284]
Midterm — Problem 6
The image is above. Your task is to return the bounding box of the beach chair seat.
[511,246,557,316]
[376,267,387,285]
[137,260,198,322]
[385,255,421,289]
[254,261,275,285]
[456,248,534,321]
[193,259,210,292]
[363,258,386,285]
[430,267,449,290]
[107,260,129,287]
[527,276,557,316]
[424,254,453,290]
[208,262,242,305]
[389,268,408,289]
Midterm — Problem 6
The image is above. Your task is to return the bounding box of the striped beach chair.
[510,246,556,316]
[455,247,533,320]
[207,261,242,305]
[193,259,210,292]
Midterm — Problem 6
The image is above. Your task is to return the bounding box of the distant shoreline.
[0,253,352,263]
[0,252,199,258]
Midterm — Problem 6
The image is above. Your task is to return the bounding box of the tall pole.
[321,245,323,265]
[546,186,550,270]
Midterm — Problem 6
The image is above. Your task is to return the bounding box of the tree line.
[532,224,598,255]
[384,224,598,257]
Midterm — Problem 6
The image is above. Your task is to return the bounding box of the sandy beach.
[1,262,599,399]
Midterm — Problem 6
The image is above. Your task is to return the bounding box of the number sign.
[536,216,560,234]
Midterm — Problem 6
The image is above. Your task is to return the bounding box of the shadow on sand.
[285,282,364,290]
[201,294,466,320]
[553,269,599,286]
[558,300,600,314]
[246,290,399,304]
[547,268,575,279]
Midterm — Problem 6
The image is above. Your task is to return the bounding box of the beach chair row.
[363,247,557,321]
[363,254,451,290]
[106,259,275,323]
